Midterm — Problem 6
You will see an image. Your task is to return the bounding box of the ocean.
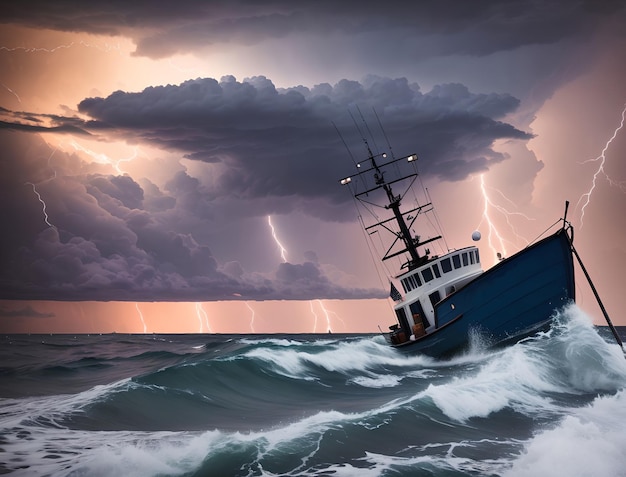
[1,304,625,477]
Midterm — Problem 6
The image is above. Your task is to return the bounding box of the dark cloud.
[0,0,622,60]
[1,75,535,243]
[0,129,385,301]
[4,75,529,208]
[0,75,534,301]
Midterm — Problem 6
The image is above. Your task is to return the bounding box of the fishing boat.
[339,137,579,357]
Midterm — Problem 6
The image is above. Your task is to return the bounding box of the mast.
[370,153,423,268]
[342,148,439,272]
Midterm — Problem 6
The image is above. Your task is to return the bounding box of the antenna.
[373,108,395,160]
[357,105,381,157]
[332,121,359,170]
[349,108,374,158]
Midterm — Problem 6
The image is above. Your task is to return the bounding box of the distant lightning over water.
[195,303,212,333]
[309,300,345,333]
[316,299,332,333]
[577,103,626,228]
[309,301,319,332]
[135,303,147,333]
[266,215,344,332]
[245,302,257,333]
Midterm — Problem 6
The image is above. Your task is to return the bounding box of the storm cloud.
[0,73,530,301]
[0,0,618,59]
[0,0,624,310]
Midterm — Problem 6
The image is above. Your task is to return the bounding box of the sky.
[0,0,625,333]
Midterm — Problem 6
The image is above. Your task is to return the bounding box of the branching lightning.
[267,215,288,262]
[135,303,147,333]
[476,174,534,263]
[69,140,138,174]
[477,174,509,262]
[577,103,626,228]
[195,303,212,333]
[309,300,345,333]
[316,299,332,333]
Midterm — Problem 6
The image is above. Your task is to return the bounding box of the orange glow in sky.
[1,7,625,333]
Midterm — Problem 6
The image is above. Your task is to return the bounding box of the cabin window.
[452,254,461,269]
[462,252,469,266]
[429,290,441,307]
[413,273,422,287]
[469,252,475,264]
[422,268,434,283]
[401,279,409,293]
[433,264,441,278]
[441,257,452,273]
[475,249,480,263]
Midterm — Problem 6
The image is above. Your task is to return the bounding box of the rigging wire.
[332,121,359,170]
[373,107,395,160]
[424,187,450,253]
[345,179,392,286]
[357,105,381,157]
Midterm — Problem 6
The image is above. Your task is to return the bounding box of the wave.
[2,304,625,476]
[422,304,626,422]
[503,390,626,477]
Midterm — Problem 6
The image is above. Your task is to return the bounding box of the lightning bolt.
[316,299,332,333]
[475,174,535,263]
[195,303,212,333]
[266,215,345,333]
[267,215,288,262]
[309,301,319,332]
[309,300,345,333]
[577,103,626,228]
[135,303,147,333]
[69,140,138,174]
[25,182,56,228]
[244,302,257,333]
[477,174,508,262]
[1,83,21,103]
[0,40,123,56]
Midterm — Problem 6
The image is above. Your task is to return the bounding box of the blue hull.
[395,229,575,357]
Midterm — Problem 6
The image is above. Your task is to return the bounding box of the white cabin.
[391,246,483,342]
